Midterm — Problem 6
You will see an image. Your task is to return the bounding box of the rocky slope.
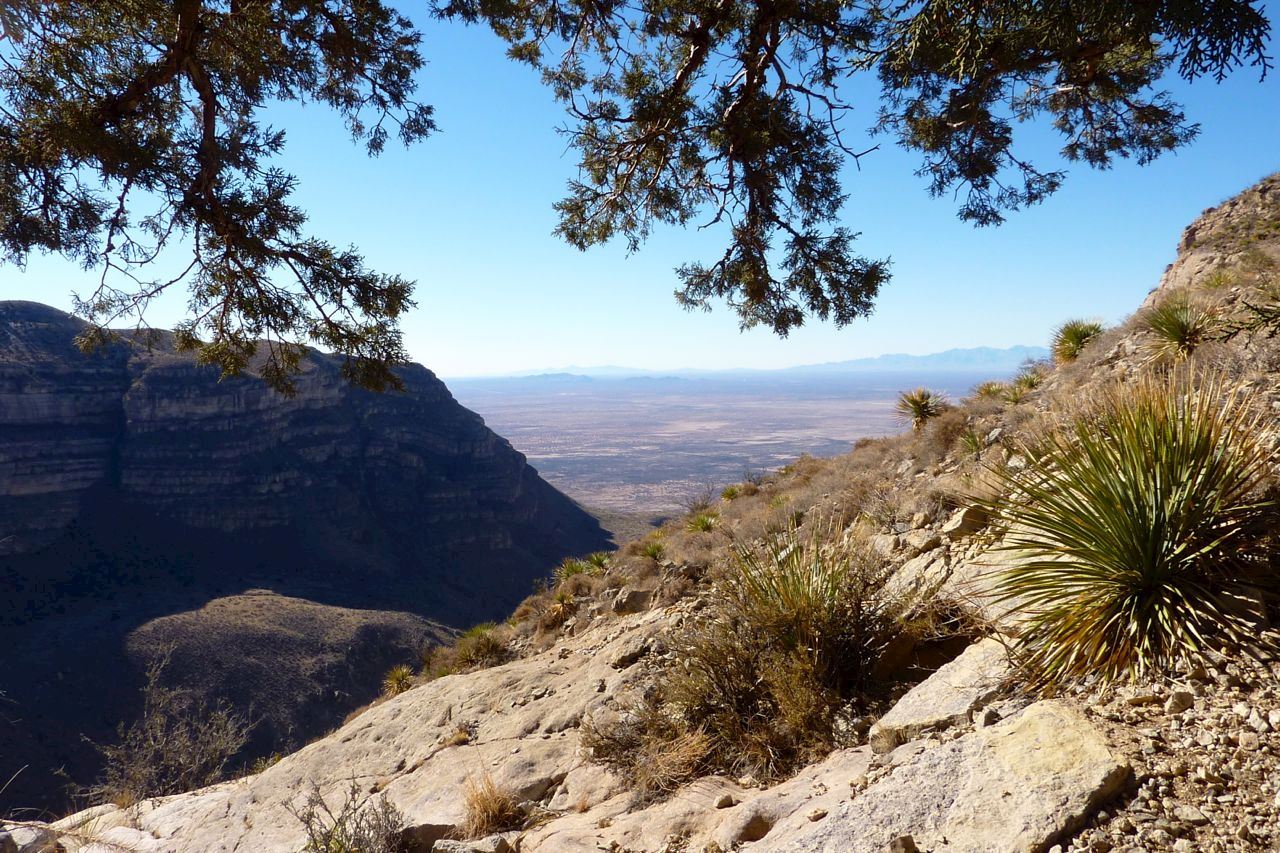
[0,302,609,812]
[7,172,1280,852]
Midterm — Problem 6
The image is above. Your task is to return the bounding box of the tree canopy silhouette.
[0,1,1271,390]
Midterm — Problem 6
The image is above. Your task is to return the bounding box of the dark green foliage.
[984,372,1277,689]
[1,2,1270,380]
[443,0,1269,331]
[0,1,432,392]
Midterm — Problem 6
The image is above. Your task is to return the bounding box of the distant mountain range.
[453,345,1049,382]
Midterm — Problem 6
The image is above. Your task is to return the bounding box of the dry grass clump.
[584,525,927,792]
[985,370,1278,689]
[459,773,525,839]
[423,623,511,678]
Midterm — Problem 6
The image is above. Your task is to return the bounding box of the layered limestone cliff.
[0,302,609,811]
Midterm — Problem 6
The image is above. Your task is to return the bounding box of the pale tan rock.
[776,701,1130,853]
[869,638,1009,753]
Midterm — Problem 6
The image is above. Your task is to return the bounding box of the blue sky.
[3,15,1279,377]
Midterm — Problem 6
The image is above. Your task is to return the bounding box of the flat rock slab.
[870,637,1008,752]
[779,701,1130,853]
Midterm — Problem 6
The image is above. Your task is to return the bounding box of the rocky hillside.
[7,172,1280,852]
[0,303,609,812]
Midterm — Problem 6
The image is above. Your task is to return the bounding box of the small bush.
[460,773,524,839]
[585,526,918,789]
[985,371,1277,689]
[454,624,507,670]
[640,538,666,561]
[970,380,1007,400]
[554,558,591,583]
[721,484,742,501]
[292,779,406,853]
[585,551,611,572]
[958,427,984,458]
[90,655,251,806]
[1051,319,1104,363]
[381,665,415,697]
[685,512,719,533]
[1143,295,1219,360]
[895,388,948,431]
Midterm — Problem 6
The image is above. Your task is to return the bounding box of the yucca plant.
[381,664,415,697]
[686,512,719,533]
[895,388,948,431]
[554,558,590,582]
[983,372,1277,689]
[1051,319,1104,363]
[721,484,742,501]
[958,426,985,458]
[585,551,611,573]
[640,538,666,561]
[1143,295,1219,360]
[970,380,1008,400]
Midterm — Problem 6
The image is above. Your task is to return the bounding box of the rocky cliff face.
[0,301,609,811]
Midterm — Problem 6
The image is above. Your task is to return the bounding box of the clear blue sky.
[3,14,1279,377]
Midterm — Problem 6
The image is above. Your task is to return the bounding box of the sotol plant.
[381,665,414,697]
[1143,295,1219,360]
[895,388,948,431]
[1051,319,1104,363]
[985,372,1276,688]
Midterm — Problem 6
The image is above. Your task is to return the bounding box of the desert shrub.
[585,551,611,572]
[639,538,666,561]
[453,624,508,670]
[970,380,1007,400]
[538,589,577,632]
[292,779,406,853]
[1013,360,1049,390]
[918,406,969,461]
[721,484,741,501]
[1051,319,1104,363]
[685,512,719,533]
[1143,294,1219,360]
[90,655,251,806]
[585,526,918,789]
[958,426,985,458]
[581,707,711,803]
[682,484,717,514]
[984,371,1277,689]
[895,388,948,431]
[554,558,591,583]
[459,773,524,839]
[381,665,414,697]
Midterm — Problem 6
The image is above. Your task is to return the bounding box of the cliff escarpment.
[0,301,609,811]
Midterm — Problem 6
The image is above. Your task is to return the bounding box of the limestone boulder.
[777,701,1130,852]
[869,637,1010,753]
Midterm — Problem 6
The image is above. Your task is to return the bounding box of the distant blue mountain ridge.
[451,345,1049,381]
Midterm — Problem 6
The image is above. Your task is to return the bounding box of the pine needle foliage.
[984,372,1277,689]
[1051,319,1105,363]
[895,388,948,431]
